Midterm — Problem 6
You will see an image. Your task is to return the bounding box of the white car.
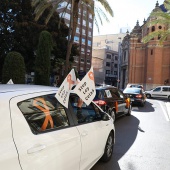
[0,85,115,170]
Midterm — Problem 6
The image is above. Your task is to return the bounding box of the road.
[91,99,170,170]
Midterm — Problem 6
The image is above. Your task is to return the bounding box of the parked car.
[0,84,115,170]
[127,83,143,89]
[145,86,170,100]
[123,87,146,106]
[93,86,132,122]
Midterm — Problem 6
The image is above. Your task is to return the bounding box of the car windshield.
[94,89,103,100]
[124,88,140,93]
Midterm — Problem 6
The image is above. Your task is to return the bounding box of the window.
[78,18,80,24]
[162,87,169,91]
[81,48,84,52]
[114,71,117,75]
[104,90,112,98]
[64,13,70,20]
[88,40,91,46]
[83,11,86,16]
[89,22,92,28]
[81,58,84,63]
[74,36,79,42]
[70,95,102,124]
[106,70,110,74]
[153,87,161,92]
[151,49,153,55]
[82,29,85,35]
[89,14,92,19]
[73,56,78,62]
[88,31,92,37]
[152,26,155,32]
[83,20,86,26]
[76,28,80,33]
[18,94,69,134]
[115,56,118,60]
[106,62,110,67]
[82,38,85,44]
[87,59,91,64]
[106,54,111,59]
[114,64,117,68]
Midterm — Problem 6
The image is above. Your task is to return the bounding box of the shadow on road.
[91,115,139,170]
[132,101,155,113]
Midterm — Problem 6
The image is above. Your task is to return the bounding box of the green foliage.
[2,52,26,84]
[142,0,170,44]
[34,31,53,85]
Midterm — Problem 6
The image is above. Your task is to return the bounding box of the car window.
[110,88,120,99]
[153,87,161,92]
[162,87,169,91]
[94,89,103,100]
[70,95,102,124]
[18,94,69,134]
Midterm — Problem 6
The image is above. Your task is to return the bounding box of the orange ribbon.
[88,71,94,81]
[115,101,118,112]
[33,98,54,131]
[67,74,75,90]
[126,98,130,108]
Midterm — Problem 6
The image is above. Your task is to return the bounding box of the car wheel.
[126,104,132,116]
[146,94,151,98]
[101,132,114,162]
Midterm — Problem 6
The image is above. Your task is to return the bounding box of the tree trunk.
[64,0,79,78]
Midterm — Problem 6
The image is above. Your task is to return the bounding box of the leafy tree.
[142,0,170,44]
[34,31,53,85]
[2,52,26,84]
[32,0,113,77]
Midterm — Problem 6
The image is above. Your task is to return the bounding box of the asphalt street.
[91,99,170,170]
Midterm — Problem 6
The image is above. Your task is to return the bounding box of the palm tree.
[142,0,170,44]
[32,0,113,77]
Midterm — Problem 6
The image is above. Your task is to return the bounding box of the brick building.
[121,1,170,90]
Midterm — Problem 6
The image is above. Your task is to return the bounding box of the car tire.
[101,132,114,162]
[146,94,151,98]
[126,104,132,116]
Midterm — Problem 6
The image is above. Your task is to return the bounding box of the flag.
[74,67,96,105]
[7,79,14,84]
[55,69,76,108]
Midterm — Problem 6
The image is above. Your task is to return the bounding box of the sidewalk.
[165,102,170,120]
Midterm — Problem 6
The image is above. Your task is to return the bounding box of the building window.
[88,40,91,46]
[151,49,153,55]
[114,71,117,75]
[82,29,85,35]
[83,11,86,16]
[88,31,92,37]
[81,48,85,53]
[114,64,117,68]
[106,54,111,59]
[124,51,126,61]
[78,18,80,24]
[64,13,70,20]
[106,62,110,67]
[87,59,91,64]
[76,28,80,33]
[82,38,85,44]
[89,22,92,28]
[89,13,92,19]
[83,20,86,26]
[158,25,162,29]
[81,58,84,63]
[74,36,79,42]
[152,26,155,32]
[73,56,78,62]
[106,70,110,74]
[80,67,84,71]
[115,56,118,60]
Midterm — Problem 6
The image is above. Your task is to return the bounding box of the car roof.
[95,85,117,90]
[0,85,58,99]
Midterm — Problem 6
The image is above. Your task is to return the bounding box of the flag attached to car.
[74,67,96,105]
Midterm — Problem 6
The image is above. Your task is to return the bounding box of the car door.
[10,92,81,170]
[151,87,162,98]
[69,95,110,170]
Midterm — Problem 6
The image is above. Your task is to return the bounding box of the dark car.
[123,87,146,107]
[93,86,132,121]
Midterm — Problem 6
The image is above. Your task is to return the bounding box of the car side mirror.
[101,112,110,121]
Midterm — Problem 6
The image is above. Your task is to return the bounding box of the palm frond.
[164,0,170,11]
[98,7,109,22]
[95,7,103,25]
[96,0,113,17]
[94,17,99,33]
[142,30,165,43]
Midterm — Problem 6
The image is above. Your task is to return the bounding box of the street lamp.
[117,37,122,88]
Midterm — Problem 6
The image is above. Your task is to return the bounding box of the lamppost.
[117,37,122,88]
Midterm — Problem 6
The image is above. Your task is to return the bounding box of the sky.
[93,0,165,36]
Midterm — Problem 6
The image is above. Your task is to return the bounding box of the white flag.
[55,69,76,108]
[7,79,14,84]
[74,67,96,105]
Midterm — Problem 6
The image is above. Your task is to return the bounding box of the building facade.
[57,1,93,78]
[120,2,170,90]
